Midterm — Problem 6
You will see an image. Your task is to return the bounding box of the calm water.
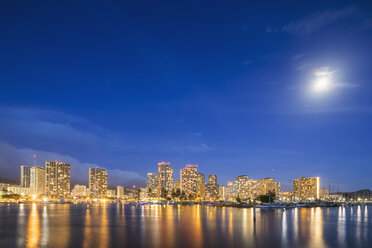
[0,203,371,248]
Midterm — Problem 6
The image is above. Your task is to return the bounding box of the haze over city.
[1,0,372,191]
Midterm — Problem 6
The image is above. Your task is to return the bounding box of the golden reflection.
[26,203,40,248]
[100,203,110,248]
[221,207,226,232]
[309,208,325,248]
[193,205,202,247]
[54,205,70,247]
[83,208,92,248]
[228,209,233,245]
[165,206,175,247]
[152,205,160,247]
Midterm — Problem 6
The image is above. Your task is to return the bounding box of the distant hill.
[334,189,372,200]
[0,178,18,185]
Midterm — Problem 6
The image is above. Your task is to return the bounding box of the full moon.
[311,68,334,93]
[313,77,331,92]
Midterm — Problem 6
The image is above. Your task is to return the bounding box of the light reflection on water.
[0,204,371,248]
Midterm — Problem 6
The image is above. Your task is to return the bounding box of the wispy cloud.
[281,7,356,35]
[0,141,144,186]
[0,107,145,186]
[187,143,213,152]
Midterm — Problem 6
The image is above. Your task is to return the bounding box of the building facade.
[30,166,45,195]
[196,173,205,199]
[293,177,320,201]
[258,178,280,197]
[180,164,198,197]
[206,174,219,200]
[45,161,71,198]
[20,165,31,188]
[71,184,87,197]
[146,173,158,189]
[89,168,108,198]
[157,162,173,193]
[117,186,125,199]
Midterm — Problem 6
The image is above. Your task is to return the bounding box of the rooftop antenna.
[33,154,37,166]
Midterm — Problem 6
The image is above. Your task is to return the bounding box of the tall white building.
[20,165,31,188]
[117,186,125,199]
[30,166,45,195]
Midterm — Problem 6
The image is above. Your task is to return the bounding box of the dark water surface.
[0,203,371,247]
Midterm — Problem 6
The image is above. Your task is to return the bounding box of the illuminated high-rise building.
[71,184,87,197]
[89,168,107,198]
[206,174,219,200]
[258,178,280,196]
[219,185,227,201]
[293,177,320,201]
[45,161,71,198]
[196,173,205,199]
[180,164,198,196]
[236,175,249,200]
[146,173,158,189]
[226,180,239,200]
[20,165,32,188]
[157,161,173,192]
[117,186,125,199]
[30,166,45,195]
[208,174,217,185]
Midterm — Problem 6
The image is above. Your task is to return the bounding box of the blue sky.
[1,0,372,191]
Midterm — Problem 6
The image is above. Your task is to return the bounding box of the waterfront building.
[247,179,260,199]
[236,175,249,200]
[206,174,219,201]
[180,164,198,197]
[7,186,30,195]
[20,165,32,188]
[219,185,227,201]
[196,173,205,199]
[71,184,87,197]
[208,174,217,185]
[293,177,320,201]
[126,188,139,199]
[146,173,158,189]
[226,181,238,200]
[157,161,173,193]
[279,191,292,202]
[107,189,116,197]
[258,178,280,197]
[117,186,125,199]
[139,187,149,200]
[30,166,45,195]
[89,168,107,198]
[45,161,71,198]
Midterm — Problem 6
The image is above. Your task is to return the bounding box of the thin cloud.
[0,141,144,187]
[281,7,356,35]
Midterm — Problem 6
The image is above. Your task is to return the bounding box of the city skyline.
[2,160,328,202]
